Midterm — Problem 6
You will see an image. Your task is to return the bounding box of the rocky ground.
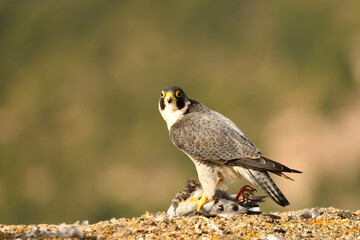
[0,207,359,239]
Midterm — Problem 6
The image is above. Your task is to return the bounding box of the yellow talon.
[179,178,220,211]
[189,193,213,212]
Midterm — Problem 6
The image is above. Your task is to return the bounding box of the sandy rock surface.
[0,207,359,239]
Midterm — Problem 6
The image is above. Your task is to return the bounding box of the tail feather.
[247,169,290,207]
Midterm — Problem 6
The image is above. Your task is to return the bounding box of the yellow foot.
[189,193,213,212]
[178,201,186,206]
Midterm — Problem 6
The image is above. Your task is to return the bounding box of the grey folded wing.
[170,112,301,174]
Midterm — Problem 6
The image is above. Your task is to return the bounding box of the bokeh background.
[1,1,360,224]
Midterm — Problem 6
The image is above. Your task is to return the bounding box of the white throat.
[159,101,190,130]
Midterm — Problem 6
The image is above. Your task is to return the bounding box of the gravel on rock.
[0,207,359,239]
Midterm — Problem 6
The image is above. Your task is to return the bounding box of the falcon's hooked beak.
[165,92,176,104]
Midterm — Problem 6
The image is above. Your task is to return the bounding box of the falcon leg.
[236,185,257,202]
[215,177,222,187]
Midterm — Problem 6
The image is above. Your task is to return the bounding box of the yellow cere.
[165,92,177,101]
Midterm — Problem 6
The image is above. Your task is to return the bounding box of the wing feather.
[170,111,253,162]
[170,109,302,175]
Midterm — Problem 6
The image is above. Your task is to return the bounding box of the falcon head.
[159,86,191,129]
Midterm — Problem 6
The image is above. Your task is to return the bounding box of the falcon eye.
[161,91,165,98]
[175,90,182,98]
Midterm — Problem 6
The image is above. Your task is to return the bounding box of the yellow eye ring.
[175,90,181,98]
[161,91,165,98]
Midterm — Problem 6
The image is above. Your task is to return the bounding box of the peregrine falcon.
[159,86,301,211]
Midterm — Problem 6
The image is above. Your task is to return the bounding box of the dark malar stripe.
[159,97,165,110]
[176,97,185,110]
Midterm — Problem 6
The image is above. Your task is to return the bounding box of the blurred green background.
[1,1,360,224]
